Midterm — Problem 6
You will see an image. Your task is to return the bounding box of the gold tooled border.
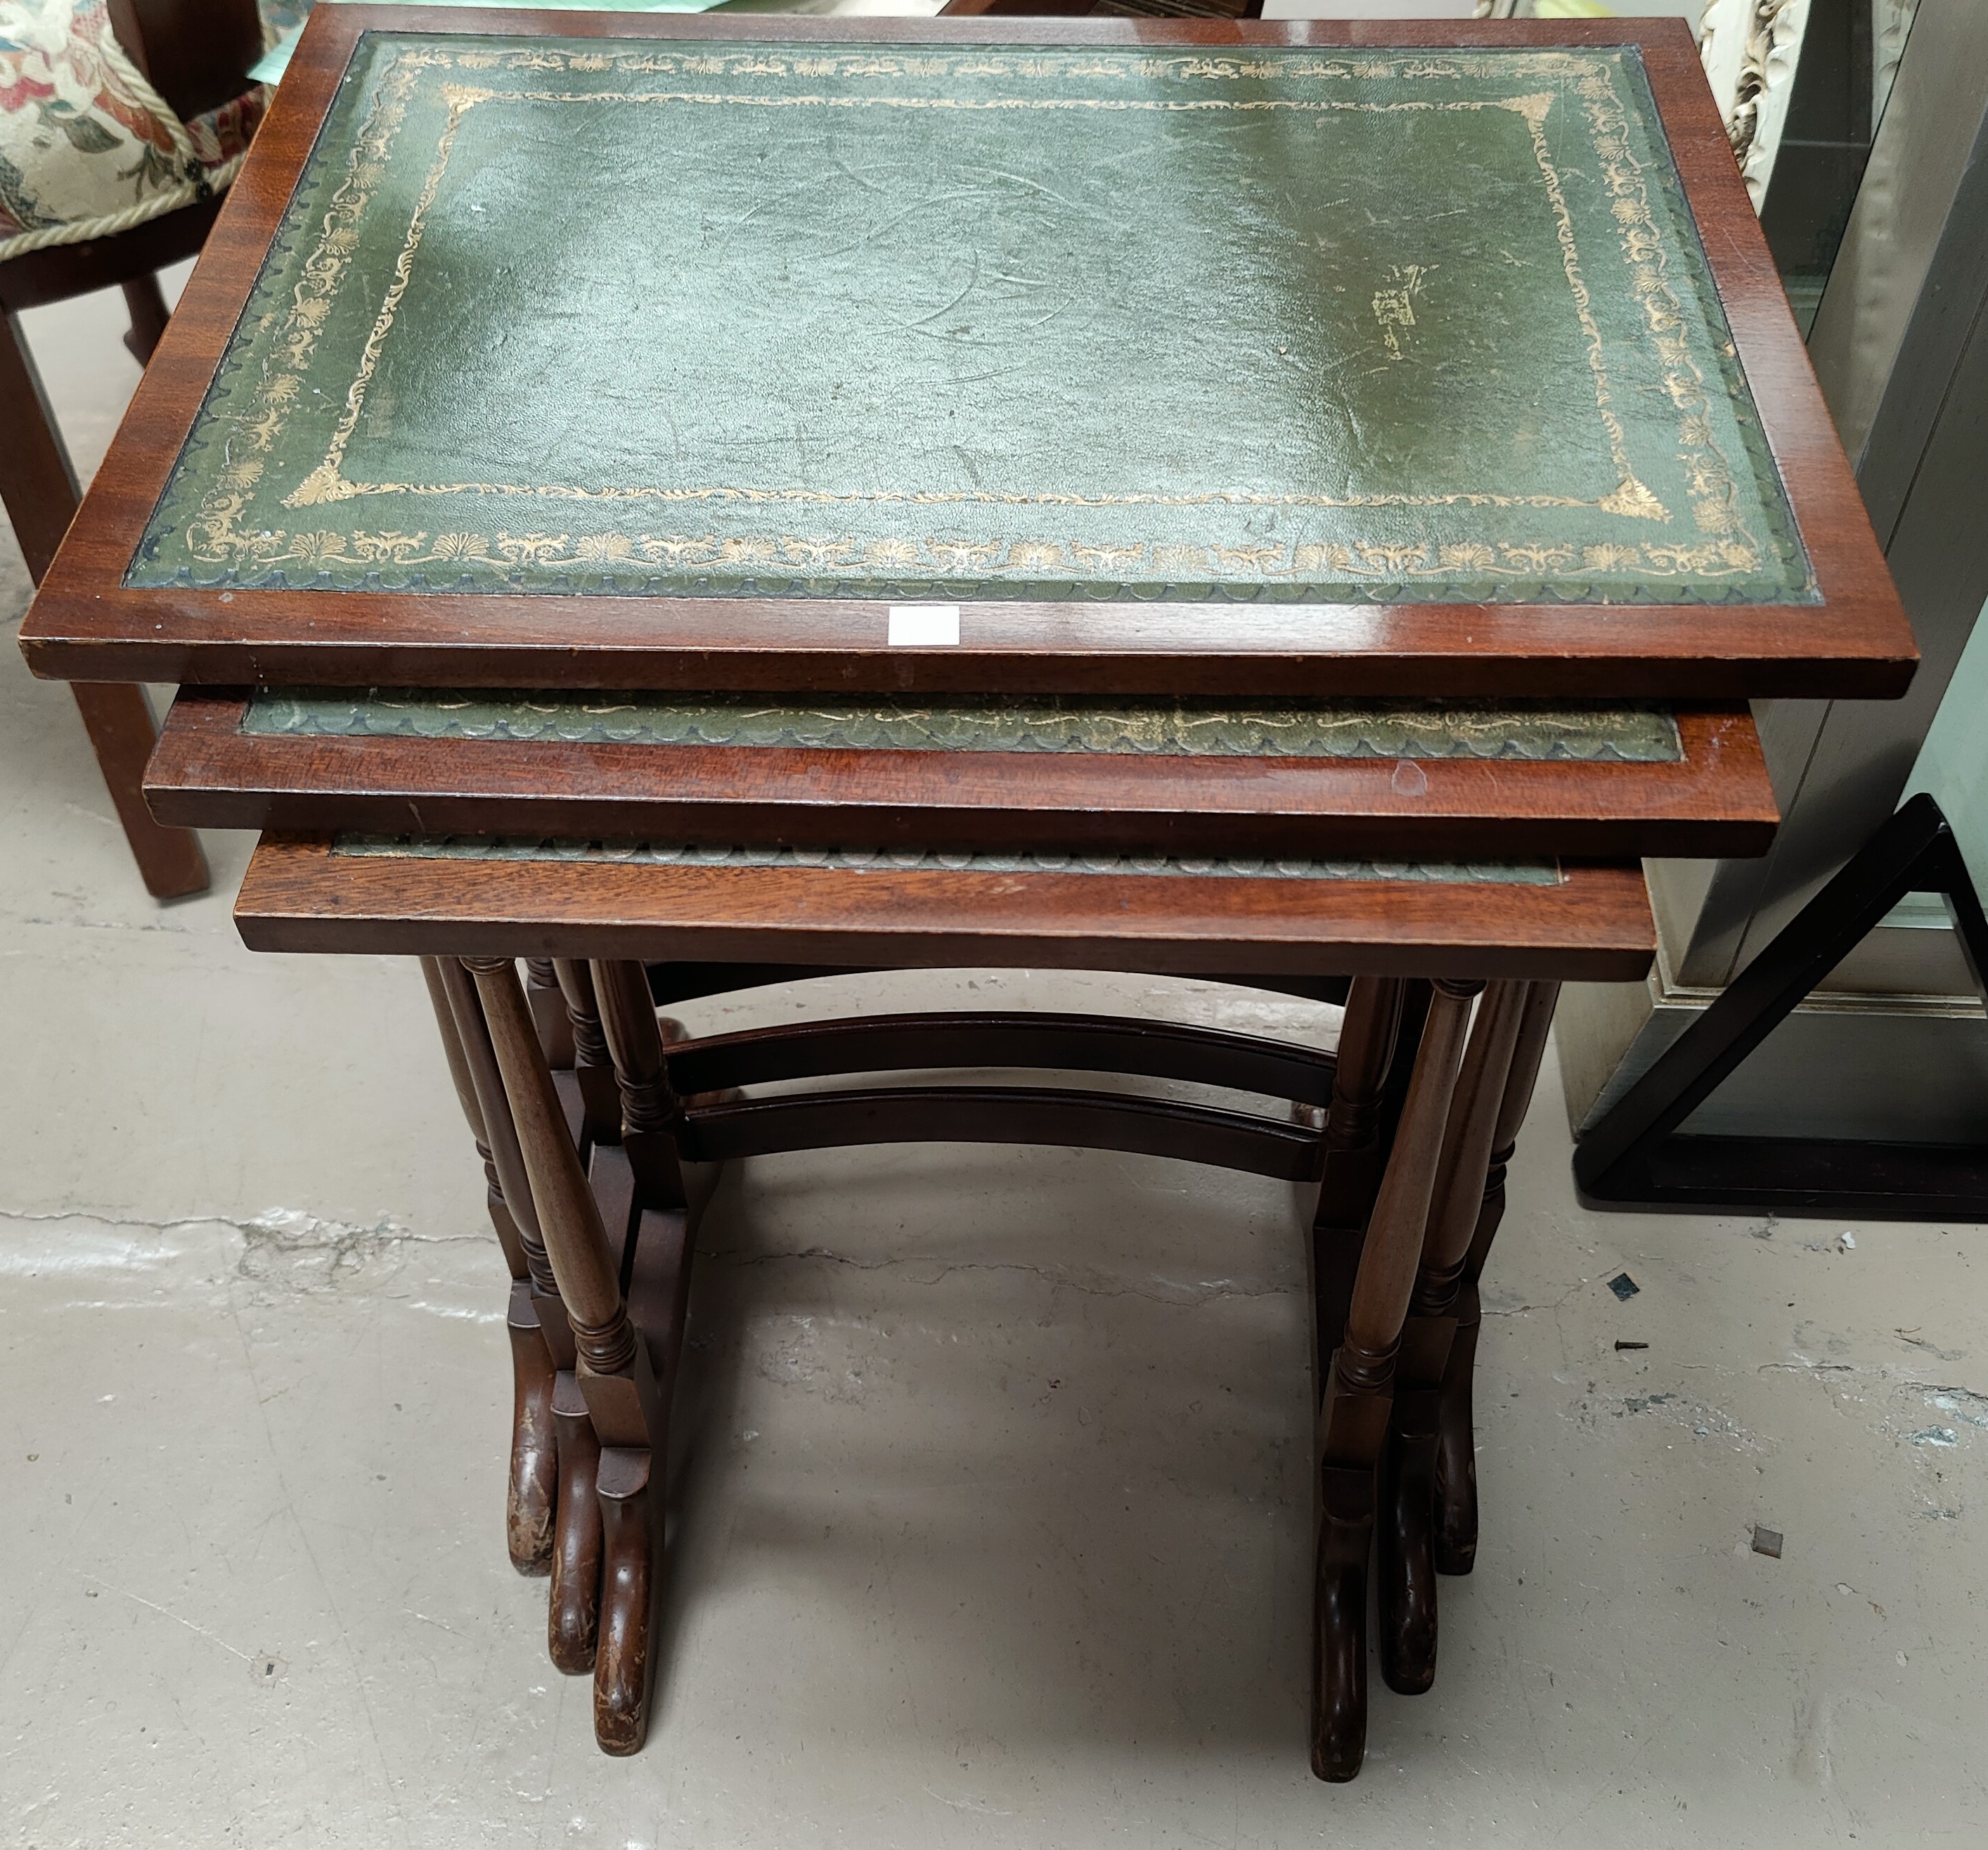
[183,44,1764,586]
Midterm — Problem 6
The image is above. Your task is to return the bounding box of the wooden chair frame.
[1,0,265,899]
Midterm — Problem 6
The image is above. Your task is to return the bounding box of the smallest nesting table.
[234,823,1653,1773]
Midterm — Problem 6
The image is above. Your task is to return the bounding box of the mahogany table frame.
[240,832,1648,1776]
[18,8,1913,700]
[239,833,1653,977]
[148,690,1779,861]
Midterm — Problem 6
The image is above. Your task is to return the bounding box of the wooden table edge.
[15,10,1915,702]
[146,691,1779,859]
[234,831,1655,981]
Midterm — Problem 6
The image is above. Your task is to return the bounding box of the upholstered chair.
[2,0,280,897]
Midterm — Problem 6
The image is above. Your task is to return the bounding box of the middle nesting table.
[147,683,1766,1775]
[149,688,1774,861]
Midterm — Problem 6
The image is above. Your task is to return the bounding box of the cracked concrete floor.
[8,287,1988,1850]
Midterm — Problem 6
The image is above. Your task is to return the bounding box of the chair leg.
[120,274,172,365]
[0,306,79,579]
[1311,977,1480,1782]
[2,309,207,899]
[67,683,211,899]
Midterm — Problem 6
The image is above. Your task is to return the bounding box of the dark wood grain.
[663,1010,1335,1103]
[469,956,641,1382]
[553,958,623,1145]
[590,958,690,1210]
[677,1084,1322,1178]
[1308,975,1406,1386]
[147,692,1779,861]
[105,0,266,120]
[548,1370,602,1675]
[64,683,210,899]
[420,954,557,1575]
[1312,975,1480,1780]
[1378,977,1530,1697]
[1435,977,1560,1576]
[17,8,1913,700]
[234,832,1654,980]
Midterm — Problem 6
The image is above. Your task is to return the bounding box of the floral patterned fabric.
[0,0,269,261]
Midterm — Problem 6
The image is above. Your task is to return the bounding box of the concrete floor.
[7,179,1988,1850]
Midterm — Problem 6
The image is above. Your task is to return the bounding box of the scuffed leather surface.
[330,835,1565,885]
[130,35,1812,605]
[245,688,1685,761]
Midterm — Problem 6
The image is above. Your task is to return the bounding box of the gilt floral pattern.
[127,36,1815,607]
[0,0,268,259]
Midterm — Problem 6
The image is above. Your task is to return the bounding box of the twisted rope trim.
[0,148,247,262]
[0,9,252,264]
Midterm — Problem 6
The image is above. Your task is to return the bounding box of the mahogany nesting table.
[221,809,1660,1771]
[19,5,1908,1787]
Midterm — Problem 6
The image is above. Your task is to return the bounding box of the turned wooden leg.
[468,956,671,1754]
[525,958,576,1068]
[555,958,624,1147]
[591,959,689,1209]
[550,1372,604,1671]
[1374,1384,1442,1696]
[503,1285,557,1574]
[1311,977,1480,1783]
[422,957,557,1575]
[444,958,605,1658]
[591,961,702,1745]
[1313,1460,1376,1778]
[595,1188,697,1754]
[1,309,207,900]
[1310,977,1407,1368]
[1377,980,1530,1696]
[594,1447,659,1754]
[120,274,172,365]
[1435,981,1561,1576]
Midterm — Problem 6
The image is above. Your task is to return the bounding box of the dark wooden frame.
[3,299,210,900]
[1575,792,1988,1219]
[18,8,1913,700]
[234,830,1653,979]
[259,838,1638,1773]
[147,689,1779,861]
[0,0,265,901]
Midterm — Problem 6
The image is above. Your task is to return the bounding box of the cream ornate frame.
[1696,0,1812,210]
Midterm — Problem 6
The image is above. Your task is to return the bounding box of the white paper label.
[887,603,960,646]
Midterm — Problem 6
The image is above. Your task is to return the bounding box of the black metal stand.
[1575,795,1988,1220]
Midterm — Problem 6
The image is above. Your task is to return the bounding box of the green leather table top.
[130,34,1812,608]
[244,688,1684,761]
[330,835,1563,885]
